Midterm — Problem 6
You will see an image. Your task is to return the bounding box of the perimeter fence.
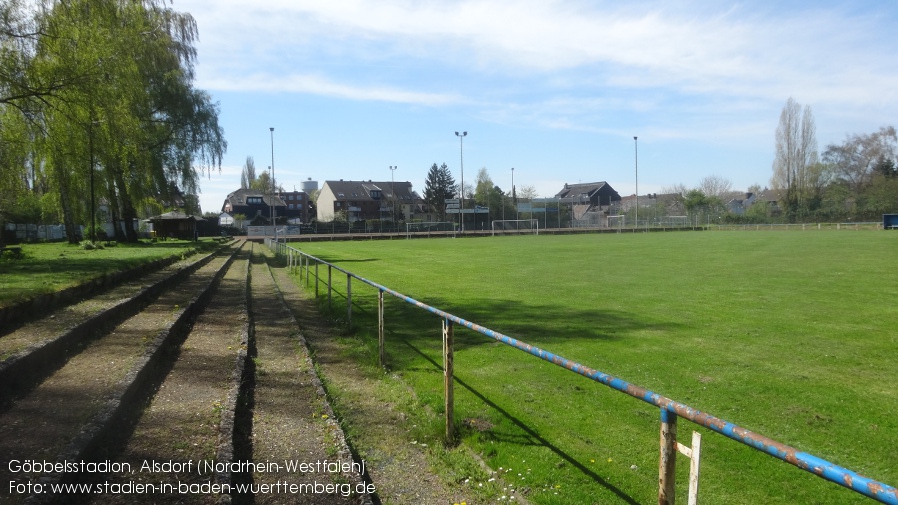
[266,238,897,505]
[713,222,882,231]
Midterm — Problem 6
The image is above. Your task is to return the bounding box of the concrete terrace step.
[0,241,243,504]
[0,246,227,403]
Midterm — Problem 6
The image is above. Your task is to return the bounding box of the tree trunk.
[112,166,139,242]
[55,163,80,244]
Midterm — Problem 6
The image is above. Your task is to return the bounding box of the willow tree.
[2,0,225,242]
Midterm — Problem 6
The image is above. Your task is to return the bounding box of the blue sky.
[172,0,898,214]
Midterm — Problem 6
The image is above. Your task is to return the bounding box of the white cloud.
[181,1,898,107]
[199,73,462,106]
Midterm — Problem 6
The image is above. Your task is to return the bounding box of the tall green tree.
[822,126,896,191]
[422,162,455,220]
[1,0,226,243]
[771,97,823,222]
[473,167,515,223]
[241,156,256,189]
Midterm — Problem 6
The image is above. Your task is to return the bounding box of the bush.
[79,240,105,250]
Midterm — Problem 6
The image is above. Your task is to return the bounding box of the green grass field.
[0,240,216,308]
[290,231,897,504]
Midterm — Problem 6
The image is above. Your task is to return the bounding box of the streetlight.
[269,127,276,241]
[455,131,467,231]
[634,136,638,230]
[511,167,516,220]
[389,165,398,229]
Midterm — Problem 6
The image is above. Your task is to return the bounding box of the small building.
[148,211,204,240]
[884,214,898,229]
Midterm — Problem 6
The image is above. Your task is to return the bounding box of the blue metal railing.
[268,239,897,504]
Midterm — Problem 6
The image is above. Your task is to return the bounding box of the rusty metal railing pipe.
[280,245,898,505]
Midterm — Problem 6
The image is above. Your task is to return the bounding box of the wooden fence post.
[659,408,678,505]
[443,318,455,443]
[672,430,703,505]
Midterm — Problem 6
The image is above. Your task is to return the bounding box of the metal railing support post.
[659,408,679,505]
[378,289,385,367]
[315,262,319,299]
[328,265,332,310]
[346,274,352,325]
[443,318,455,443]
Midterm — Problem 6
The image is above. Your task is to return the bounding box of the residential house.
[317,180,424,222]
[725,192,756,215]
[221,188,312,225]
[751,189,782,216]
[278,190,314,223]
[555,182,621,207]
[554,182,622,225]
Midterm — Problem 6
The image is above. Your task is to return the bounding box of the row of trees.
[667,99,897,226]
[422,163,538,224]
[1,0,225,243]
[772,97,897,222]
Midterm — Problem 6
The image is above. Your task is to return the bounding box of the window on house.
[288,204,294,209]
[247,196,262,204]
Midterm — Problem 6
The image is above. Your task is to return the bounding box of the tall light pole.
[270,127,276,241]
[511,167,516,220]
[389,165,398,227]
[634,136,638,230]
[455,131,467,231]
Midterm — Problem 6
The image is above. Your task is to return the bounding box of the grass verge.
[0,239,219,308]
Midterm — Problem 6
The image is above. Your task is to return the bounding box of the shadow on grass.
[399,337,641,505]
[302,253,380,265]
[309,283,683,504]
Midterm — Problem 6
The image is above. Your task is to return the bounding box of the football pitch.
[290,230,897,504]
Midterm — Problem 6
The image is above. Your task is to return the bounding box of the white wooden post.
[676,431,703,505]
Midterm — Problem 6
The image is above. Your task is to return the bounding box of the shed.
[884,214,898,229]
[148,211,204,240]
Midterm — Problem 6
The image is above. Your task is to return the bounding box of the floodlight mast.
[455,131,467,231]
[634,136,638,230]
[270,127,276,241]
[390,165,398,226]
